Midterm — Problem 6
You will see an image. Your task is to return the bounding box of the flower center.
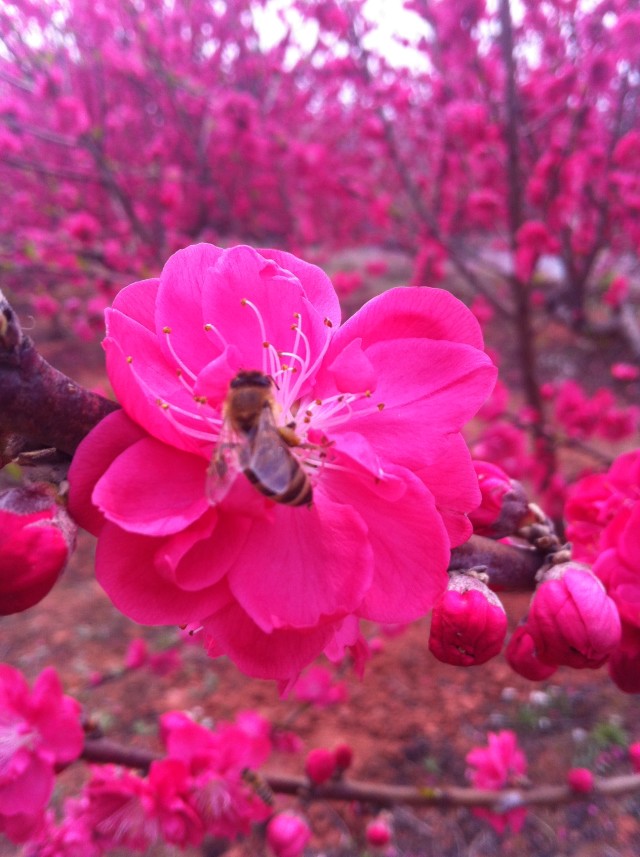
[0,713,36,775]
[124,298,384,483]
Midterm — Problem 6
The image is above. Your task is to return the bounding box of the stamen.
[159,404,221,442]
[163,328,197,382]
[203,322,229,350]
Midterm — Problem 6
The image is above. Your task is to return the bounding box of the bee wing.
[206,422,244,506]
[244,406,298,497]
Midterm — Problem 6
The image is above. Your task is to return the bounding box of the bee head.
[230,370,272,390]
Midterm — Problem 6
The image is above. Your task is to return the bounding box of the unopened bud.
[429,573,507,667]
[304,748,336,784]
[266,812,311,857]
[567,768,594,793]
[469,461,529,538]
[366,814,392,847]
[505,625,558,681]
[334,743,353,772]
[528,563,621,669]
[0,485,76,615]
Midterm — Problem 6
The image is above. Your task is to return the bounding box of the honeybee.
[207,370,313,507]
[241,767,275,806]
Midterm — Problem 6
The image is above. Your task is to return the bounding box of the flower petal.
[155,243,225,373]
[320,463,449,622]
[202,601,336,681]
[202,246,330,395]
[112,277,159,333]
[105,312,212,454]
[259,247,341,328]
[96,523,234,624]
[227,497,372,632]
[328,285,485,352]
[68,410,146,535]
[93,438,210,536]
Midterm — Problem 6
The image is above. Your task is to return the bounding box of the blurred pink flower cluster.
[25,710,273,854]
[0,666,83,844]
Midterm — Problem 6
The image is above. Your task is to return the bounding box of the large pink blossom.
[68,244,496,681]
[0,666,84,844]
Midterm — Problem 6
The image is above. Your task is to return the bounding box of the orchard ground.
[2,248,640,856]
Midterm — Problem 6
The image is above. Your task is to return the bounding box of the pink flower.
[428,574,507,666]
[68,244,496,682]
[159,710,272,838]
[527,563,621,669]
[0,666,84,843]
[469,460,528,538]
[565,449,640,563]
[629,742,640,773]
[77,767,155,852]
[466,730,527,835]
[266,812,311,857]
[505,625,557,681]
[0,486,75,615]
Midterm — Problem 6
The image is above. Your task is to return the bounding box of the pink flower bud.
[629,742,640,773]
[304,748,336,784]
[366,816,392,847]
[266,812,311,857]
[0,486,76,615]
[611,362,639,382]
[469,461,529,538]
[124,637,149,669]
[334,743,353,772]
[528,563,621,669]
[567,768,594,793]
[429,574,507,667]
[505,625,558,681]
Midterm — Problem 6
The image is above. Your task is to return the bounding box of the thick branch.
[449,535,543,591]
[0,289,118,460]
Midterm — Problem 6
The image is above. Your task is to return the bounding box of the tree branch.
[0,289,118,463]
[79,736,640,810]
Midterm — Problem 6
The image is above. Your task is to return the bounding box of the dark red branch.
[449,535,544,591]
[0,289,118,461]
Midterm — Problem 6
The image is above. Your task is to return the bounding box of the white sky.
[252,0,431,70]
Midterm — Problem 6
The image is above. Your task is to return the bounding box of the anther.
[240,298,248,306]
[324,318,333,327]
[126,356,133,363]
[365,390,372,397]
[315,399,322,405]
[290,324,298,331]
[204,323,213,331]
[162,326,171,334]
[263,341,270,348]
[377,403,385,411]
